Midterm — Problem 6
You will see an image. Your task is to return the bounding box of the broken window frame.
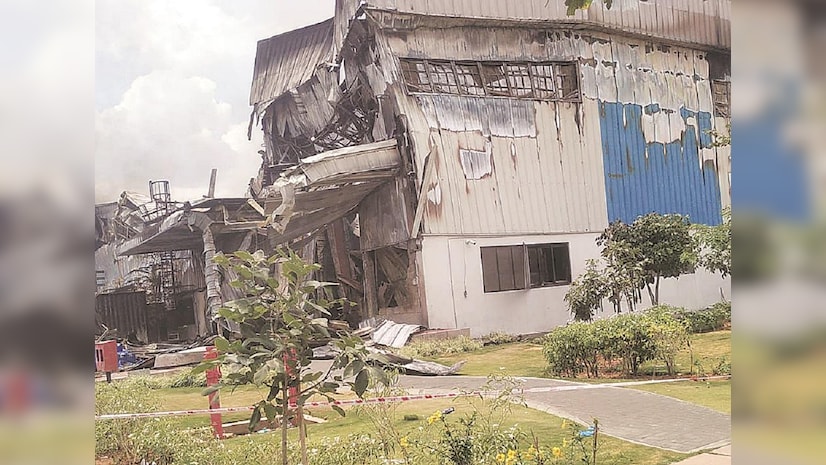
[400,59,581,102]
[481,243,572,293]
[711,79,731,118]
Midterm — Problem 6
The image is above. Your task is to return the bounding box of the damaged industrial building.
[96,0,731,342]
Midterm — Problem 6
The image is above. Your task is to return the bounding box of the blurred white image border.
[0,0,93,463]
[0,0,825,463]
[733,1,826,464]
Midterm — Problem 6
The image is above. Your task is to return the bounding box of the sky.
[95,0,334,203]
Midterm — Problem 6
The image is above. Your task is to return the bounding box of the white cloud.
[95,70,261,202]
[94,0,333,203]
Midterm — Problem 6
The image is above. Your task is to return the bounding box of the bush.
[599,313,658,376]
[480,332,518,346]
[671,301,731,333]
[543,309,689,377]
[399,336,483,359]
[543,322,603,378]
[645,306,690,375]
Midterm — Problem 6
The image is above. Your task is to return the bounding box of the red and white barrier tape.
[94,375,730,420]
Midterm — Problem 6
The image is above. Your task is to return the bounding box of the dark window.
[400,59,580,102]
[711,80,730,118]
[527,244,571,287]
[556,63,580,101]
[481,243,571,293]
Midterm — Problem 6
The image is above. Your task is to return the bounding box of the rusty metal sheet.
[249,19,334,109]
[357,0,730,50]
[96,291,149,343]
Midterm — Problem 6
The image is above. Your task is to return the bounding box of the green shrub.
[399,336,483,359]
[543,309,690,377]
[670,301,731,333]
[599,313,658,376]
[543,322,603,378]
[645,306,690,375]
[480,332,518,346]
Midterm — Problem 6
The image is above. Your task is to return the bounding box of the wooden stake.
[299,406,308,465]
[281,372,289,465]
[592,419,599,465]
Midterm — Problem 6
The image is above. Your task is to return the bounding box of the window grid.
[481,63,511,97]
[530,64,556,99]
[429,61,460,94]
[711,80,731,118]
[556,63,580,101]
[505,63,533,97]
[400,59,432,93]
[455,62,486,96]
[400,59,581,102]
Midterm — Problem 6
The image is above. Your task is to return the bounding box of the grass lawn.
[429,342,547,378]
[121,386,687,465]
[631,380,731,413]
[422,331,731,413]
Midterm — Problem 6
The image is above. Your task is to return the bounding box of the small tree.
[564,259,605,321]
[694,207,732,278]
[601,257,645,314]
[598,213,697,306]
[196,249,387,465]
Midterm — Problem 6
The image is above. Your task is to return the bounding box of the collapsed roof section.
[118,139,401,257]
[249,19,336,116]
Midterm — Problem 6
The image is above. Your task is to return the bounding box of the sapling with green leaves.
[193,248,388,465]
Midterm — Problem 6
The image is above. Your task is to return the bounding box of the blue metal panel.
[599,100,723,226]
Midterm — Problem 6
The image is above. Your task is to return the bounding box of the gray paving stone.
[395,375,731,454]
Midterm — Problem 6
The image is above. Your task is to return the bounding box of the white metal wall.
[420,234,731,336]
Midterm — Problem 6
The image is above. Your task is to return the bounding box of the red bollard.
[204,346,224,439]
[283,348,299,425]
[95,340,118,383]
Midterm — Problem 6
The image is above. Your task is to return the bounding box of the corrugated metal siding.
[95,244,205,292]
[377,25,725,233]
[95,291,148,342]
[398,97,608,235]
[249,19,335,108]
[358,0,730,50]
[598,101,722,226]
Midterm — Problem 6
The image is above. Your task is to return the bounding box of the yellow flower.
[496,453,506,463]
[427,410,443,425]
[524,445,537,460]
[507,449,518,459]
[552,447,563,459]
[399,436,409,448]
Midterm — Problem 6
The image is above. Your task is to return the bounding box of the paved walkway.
[395,375,731,455]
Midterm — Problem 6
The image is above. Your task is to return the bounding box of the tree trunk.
[646,283,656,306]
[654,276,660,306]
